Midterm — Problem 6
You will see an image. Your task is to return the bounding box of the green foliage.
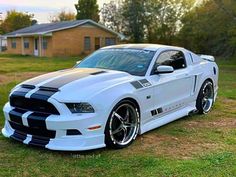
[0,10,35,34]
[75,0,99,22]
[50,10,75,22]
[100,1,125,33]
[144,0,193,44]
[178,0,236,56]
[122,0,146,42]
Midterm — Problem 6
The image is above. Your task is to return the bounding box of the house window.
[42,38,48,50]
[105,37,116,46]
[84,37,91,51]
[24,38,29,49]
[11,38,16,49]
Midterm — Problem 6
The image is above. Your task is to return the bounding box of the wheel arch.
[119,97,141,116]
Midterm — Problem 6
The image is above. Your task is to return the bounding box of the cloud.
[0,0,110,23]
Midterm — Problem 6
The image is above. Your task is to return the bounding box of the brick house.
[4,19,123,57]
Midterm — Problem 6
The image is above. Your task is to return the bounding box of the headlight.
[66,103,95,113]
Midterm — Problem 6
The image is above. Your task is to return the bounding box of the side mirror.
[155,65,174,74]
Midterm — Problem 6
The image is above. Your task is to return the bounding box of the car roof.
[102,44,185,52]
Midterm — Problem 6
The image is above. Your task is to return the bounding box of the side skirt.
[140,105,196,134]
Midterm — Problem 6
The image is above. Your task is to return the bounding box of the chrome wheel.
[201,82,214,113]
[109,103,139,146]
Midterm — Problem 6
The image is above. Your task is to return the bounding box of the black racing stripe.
[29,136,50,147]
[10,130,27,142]
[9,109,27,125]
[41,71,90,88]
[30,89,57,101]
[27,112,49,129]
[11,87,33,97]
[9,121,56,139]
[23,69,75,86]
[131,81,143,89]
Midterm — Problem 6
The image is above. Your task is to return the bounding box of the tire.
[196,80,214,114]
[105,100,140,149]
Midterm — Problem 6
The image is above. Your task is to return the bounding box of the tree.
[75,0,99,22]
[144,0,193,44]
[100,1,125,33]
[122,0,146,42]
[178,0,236,56]
[0,10,34,34]
[50,10,75,22]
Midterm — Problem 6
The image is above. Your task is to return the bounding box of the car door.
[148,50,194,117]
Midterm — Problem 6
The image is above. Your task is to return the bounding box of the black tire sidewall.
[105,100,140,149]
[196,80,214,114]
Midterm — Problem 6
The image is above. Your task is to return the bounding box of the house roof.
[5,19,124,39]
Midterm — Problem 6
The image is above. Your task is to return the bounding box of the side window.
[156,50,186,70]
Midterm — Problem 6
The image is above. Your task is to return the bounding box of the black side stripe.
[131,81,143,89]
[27,113,49,129]
[139,79,152,87]
[10,130,27,142]
[9,109,27,125]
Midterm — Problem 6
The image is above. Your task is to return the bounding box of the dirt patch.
[0,72,45,84]
[122,100,236,159]
[124,133,224,159]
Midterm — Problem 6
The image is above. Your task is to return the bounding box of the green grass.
[0,54,236,177]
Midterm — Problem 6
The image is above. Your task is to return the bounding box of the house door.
[34,38,39,56]
[95,37,100,50]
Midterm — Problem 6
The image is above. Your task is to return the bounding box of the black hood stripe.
[41,69,101,89]
[23,68,76,86]
[41,72,90,88]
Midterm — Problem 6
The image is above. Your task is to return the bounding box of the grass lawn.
[0,54,236,177]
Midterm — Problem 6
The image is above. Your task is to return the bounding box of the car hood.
[19,68,135,101]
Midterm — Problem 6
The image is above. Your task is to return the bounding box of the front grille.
[9,121,56,139]
[10,95,60,115]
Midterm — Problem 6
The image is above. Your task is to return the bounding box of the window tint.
[11,38,16,49]
[84,37,91,51]
[156,50,186,70]
[77,49,155,76]
[24,38,29,49]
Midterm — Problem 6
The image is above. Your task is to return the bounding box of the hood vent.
[90,71,107,75]
[39,86,59,92]
[21,84,36,89]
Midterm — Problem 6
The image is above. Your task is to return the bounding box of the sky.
[0,0,113,23]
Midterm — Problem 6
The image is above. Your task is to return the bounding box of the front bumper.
[2,102,106,151]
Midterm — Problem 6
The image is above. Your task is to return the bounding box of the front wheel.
[105,100,140,149]
[196,80,214,114]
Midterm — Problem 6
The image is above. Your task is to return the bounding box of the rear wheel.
[105,100,140,149]
[196,80,214,114]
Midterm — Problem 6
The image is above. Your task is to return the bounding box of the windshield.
[76,49,155,76]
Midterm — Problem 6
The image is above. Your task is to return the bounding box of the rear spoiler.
[199,55,215,62]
